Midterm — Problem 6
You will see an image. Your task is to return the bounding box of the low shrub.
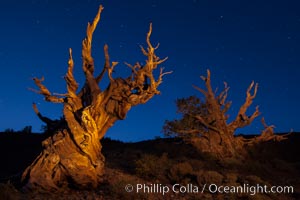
[135,153,171,181]
[168,162,195,184]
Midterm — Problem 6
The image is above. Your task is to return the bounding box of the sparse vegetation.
[0,131,299,199]
[168,162,194,184]
[135,153,171,181]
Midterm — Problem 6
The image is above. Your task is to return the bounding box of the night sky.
[0,0,299,142]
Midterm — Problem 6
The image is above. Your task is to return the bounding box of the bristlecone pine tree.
[22,5,171,191]
[163,70,289,159]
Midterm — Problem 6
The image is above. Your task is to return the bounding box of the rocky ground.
[0,132,299,199]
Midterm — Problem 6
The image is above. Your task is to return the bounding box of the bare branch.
[81,5,105,104]
[32,103,57,125]
[245,118,290,145]
[193,115,222,134]
[140,45,148,56]
[195,70,215,101]
[95,44,109,83]
[229,81,260,131]
[107,62,119,82]
[218,82,229,105]
[261,117,272,129]
[125,23,171,105]
[64,48,79,98]
[193,85,207,96]
[247,81,258,100]
[155,67,173,87]
[124,62,138,74]
[154,43,160,50]
[203,70,215,96]
[154,56,168,65]
[146,23,154,50]
[222,101,232,115]
[200,75,206,81]
[30,77,64,103]
[53,93,69,97]
[82,5,104,74]
[141,23,162,72]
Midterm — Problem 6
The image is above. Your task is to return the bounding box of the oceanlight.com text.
[125,183,294,196]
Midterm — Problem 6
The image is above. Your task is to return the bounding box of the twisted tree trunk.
[22,5,171,191]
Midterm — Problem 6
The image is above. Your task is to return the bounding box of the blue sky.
[0,0,299,141]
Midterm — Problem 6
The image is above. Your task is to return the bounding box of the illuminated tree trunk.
[22,5,171,191]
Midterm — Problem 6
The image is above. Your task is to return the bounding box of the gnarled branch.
[95,44,109,83]
[29,77,64,103]
[82,5,104,74]
[125,23,171,105]
[32,103,56,125]
[229,81,260,131]
[193,115,222,134]
[64,48,79,98]
[244,118,290,145]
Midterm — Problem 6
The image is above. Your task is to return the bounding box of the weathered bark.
[22,5,171,191]
[164,70,289,159]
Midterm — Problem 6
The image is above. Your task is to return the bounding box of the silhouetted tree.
[4,128,14,133]
[21,126,32,134]
[22,5,171,191]
[163,70,289,159]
